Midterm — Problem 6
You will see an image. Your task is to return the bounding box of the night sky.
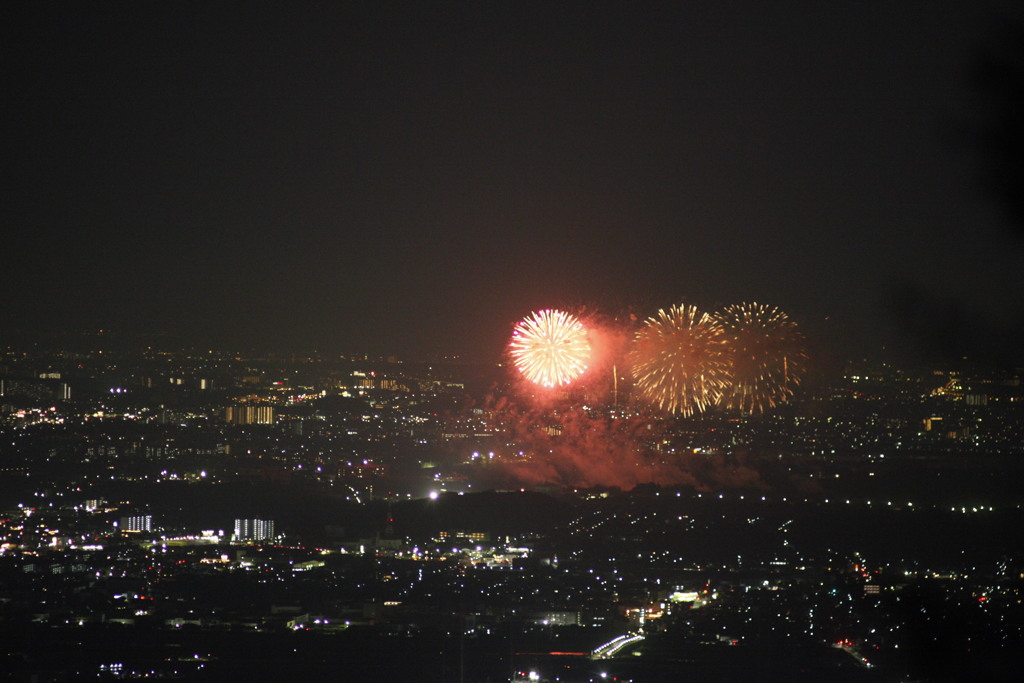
[5,2,1022,361]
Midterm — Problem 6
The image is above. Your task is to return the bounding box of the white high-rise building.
[120,515,152,532]
[233,518,275,542]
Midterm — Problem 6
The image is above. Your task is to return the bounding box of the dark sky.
[4,1,1022,361]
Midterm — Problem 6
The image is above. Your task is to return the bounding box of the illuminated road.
[592,633,645,659]
[833,641,873,669]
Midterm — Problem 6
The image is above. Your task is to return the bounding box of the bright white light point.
[428,491,439,500]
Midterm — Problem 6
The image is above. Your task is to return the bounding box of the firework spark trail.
[510,309,591,387]
[714,302,806,413]
[629,304,731,416]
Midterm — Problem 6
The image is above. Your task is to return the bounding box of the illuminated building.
[224,405,275,424]
[233,518,275,542]
[120,515,152,532]
[0,378,71,401]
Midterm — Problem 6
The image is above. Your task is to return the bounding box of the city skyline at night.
[0,339,1022,679]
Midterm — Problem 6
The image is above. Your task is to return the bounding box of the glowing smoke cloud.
[510,309,591,388]
[478,396,767,491]
[485,397,691,488]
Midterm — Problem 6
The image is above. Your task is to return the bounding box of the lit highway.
[592,633,645,659]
